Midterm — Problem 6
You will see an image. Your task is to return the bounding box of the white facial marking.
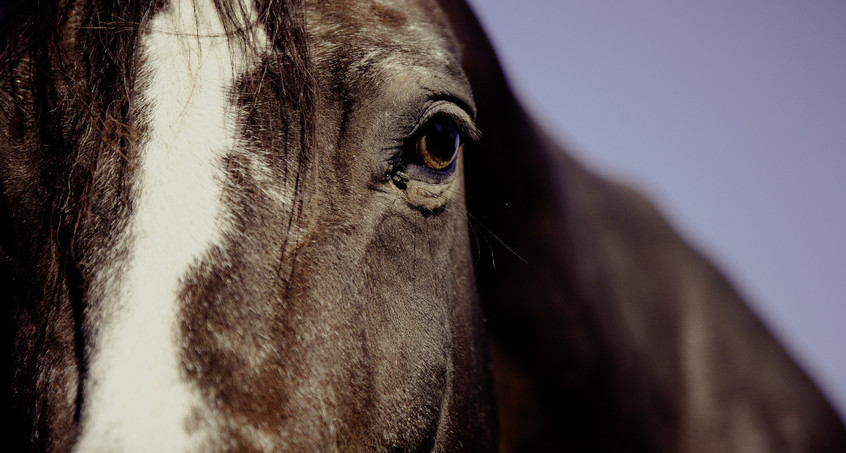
[74,1,267,451]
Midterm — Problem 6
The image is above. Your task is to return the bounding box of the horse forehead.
[309,0,417,24]
[308,0,456,59]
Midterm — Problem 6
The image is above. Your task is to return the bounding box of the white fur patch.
[74,1,267,451]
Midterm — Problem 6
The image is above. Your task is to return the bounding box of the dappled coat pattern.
[1,0,844,451]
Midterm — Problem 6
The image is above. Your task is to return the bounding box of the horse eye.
[416,120,461,171]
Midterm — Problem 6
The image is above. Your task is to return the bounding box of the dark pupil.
[421,122,459,169]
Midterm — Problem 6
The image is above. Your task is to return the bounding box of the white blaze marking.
[75,1,266,451]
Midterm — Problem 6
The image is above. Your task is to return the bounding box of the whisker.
[421,184,528,267]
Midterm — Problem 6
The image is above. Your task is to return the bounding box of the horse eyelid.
[411,104,481,148]
[454,117,481,146]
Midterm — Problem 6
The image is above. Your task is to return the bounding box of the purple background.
[466,0,846,419]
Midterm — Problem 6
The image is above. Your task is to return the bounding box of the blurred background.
[466,0,846,419]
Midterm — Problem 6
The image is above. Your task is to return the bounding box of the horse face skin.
[1,0,493,450]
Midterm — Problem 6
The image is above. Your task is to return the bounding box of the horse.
[1,0,844,451]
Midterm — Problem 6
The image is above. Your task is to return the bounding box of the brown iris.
[416,121,460,171]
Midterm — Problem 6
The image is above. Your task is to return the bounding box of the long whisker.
[417,184,528,266]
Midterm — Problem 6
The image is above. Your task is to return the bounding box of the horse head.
[0,0,844,451]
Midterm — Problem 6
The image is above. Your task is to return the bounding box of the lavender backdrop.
[466,0,846,419]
